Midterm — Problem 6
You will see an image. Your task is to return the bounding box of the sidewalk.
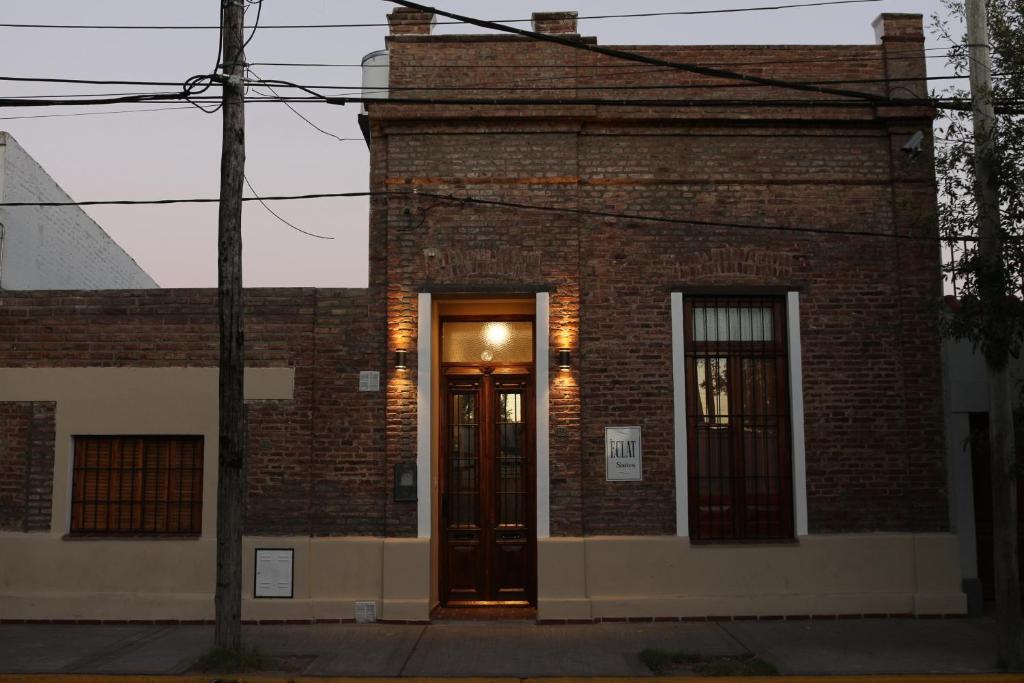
[0,617,1010,677]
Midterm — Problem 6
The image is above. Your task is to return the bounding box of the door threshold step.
[432,606,538,621]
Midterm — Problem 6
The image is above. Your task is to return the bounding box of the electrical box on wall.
[394,463,416,502]
[254,548,294,598]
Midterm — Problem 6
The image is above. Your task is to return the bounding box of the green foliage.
[639,647,777,676]
[934,0,1024,365]
[190,645,275,673]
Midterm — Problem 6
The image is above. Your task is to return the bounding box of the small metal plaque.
[394,463,417,502]
[605,426,643,481]
[358,371,380,392]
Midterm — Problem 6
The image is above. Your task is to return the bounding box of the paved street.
[0,617,1004,676]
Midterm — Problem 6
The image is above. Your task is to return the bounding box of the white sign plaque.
[605,426,642,481]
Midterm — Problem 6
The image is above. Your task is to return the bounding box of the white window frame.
[671,291,808,538]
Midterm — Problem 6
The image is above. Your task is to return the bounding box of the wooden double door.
[441,367,535,605]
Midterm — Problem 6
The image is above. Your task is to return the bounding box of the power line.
[1,74,1017,113]
[0,76,210,87]
[248,50,966,99]
[243,174,335,239]
[250,51,957,70]
[0,1,885,30]
[0,72,995,91]
[0,91,177,100]
[177,0,225,115]
[0,105,195,121]
[271,73,1000,92]
[4,92,1020,112]
[0,191,378,206]
[246,68,361,142]
[412,190,952,242]
[0,188,977,245]
[241,0,263,50]
[387,0,897,104]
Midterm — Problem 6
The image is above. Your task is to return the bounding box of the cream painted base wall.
[0,534,430,622]
[2,532,965,622]
[537,534,967,620]
[0,369,966,623]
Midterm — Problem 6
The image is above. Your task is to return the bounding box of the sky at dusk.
[0,0,954,288]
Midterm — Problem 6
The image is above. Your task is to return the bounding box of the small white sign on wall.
[358,371,380,392]
[254,548,294,598]
[605,426,642,481]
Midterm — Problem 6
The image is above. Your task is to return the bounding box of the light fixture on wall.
[395,349,408,370]
[558,348,571,371]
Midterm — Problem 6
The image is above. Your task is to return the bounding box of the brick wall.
[371,12,947,535]
[0,288,388,536]
[0,401,56,531]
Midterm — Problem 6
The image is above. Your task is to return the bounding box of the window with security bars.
[684,296,794,540]
[70,436,204,536]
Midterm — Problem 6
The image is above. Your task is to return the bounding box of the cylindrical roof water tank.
[361,49,390,114]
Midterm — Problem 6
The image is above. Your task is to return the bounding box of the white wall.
[0,132,156,290]
[941,334,1024,614]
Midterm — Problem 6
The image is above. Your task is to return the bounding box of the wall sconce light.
[558,349,572,371]
[395,349,408,370]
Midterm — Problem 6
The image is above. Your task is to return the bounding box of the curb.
[0,676,1021,682]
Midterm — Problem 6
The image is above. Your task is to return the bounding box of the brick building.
[0,10,966,622]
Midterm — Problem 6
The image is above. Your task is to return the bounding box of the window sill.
[62,533,202,541]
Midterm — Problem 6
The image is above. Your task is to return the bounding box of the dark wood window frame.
[69,435,204,537]
[684,295,795,541]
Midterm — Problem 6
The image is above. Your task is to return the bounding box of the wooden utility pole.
[214,0,247,652]
[966,0,1024,669]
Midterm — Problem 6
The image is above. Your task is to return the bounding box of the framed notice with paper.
[605,426,642,481]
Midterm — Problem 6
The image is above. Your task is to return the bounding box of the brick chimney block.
[872,13,925,44]
[532,11,579,35]
[388,8,435,36]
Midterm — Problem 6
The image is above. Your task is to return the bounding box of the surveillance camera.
[901,130,925,159]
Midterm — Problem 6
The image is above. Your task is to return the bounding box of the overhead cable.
[0,72,1000,91]
[244,174,335,239]
[247,46,959,69]
[3,92,1020,112]
[0,188,978,245]
[0,105,196,121]
[0,0,885,30]
[246,67,362,142]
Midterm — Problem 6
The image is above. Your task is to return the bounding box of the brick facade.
[0,12,948,540]
[372,11,946,536]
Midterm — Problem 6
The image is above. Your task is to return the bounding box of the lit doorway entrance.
[439,317,536,606]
